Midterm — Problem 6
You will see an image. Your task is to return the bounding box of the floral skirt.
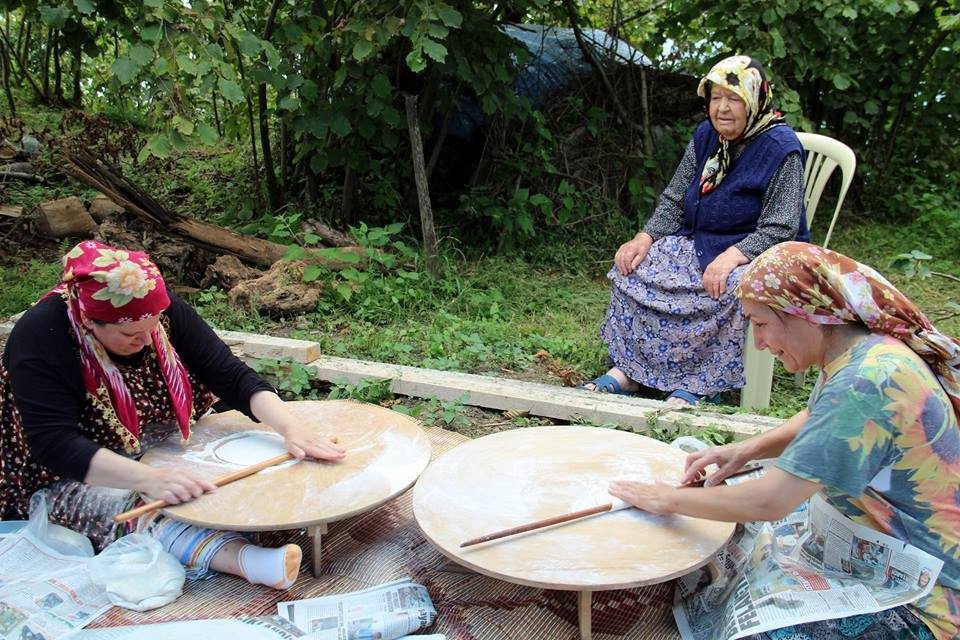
[600,235,748,396]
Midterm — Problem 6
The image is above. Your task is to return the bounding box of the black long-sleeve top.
[2,292,274,481]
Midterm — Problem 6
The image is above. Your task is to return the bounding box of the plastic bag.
[670,435,710,454]
[87,533,185,611]
[27,490,95,557]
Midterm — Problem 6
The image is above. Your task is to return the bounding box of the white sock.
[238,543,302,589]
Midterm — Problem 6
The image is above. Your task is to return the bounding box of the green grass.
[0,259,64,316]
[4,212,955,421]
[191,212,957,418]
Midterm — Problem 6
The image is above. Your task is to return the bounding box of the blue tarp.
[444,24,650,140]
[507,23,649,107]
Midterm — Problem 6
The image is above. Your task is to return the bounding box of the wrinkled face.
[709,85,748,140]
[742,300,824,373]
[84,314,160,356]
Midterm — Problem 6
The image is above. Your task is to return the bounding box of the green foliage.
[189,288,263,332]
[645,0,960,214]
[890,250,934,280]
[398,394,473,430]
[647,421,735,447]
[327,377,395,404]
[316,222,424,313]
[252,357,321,399]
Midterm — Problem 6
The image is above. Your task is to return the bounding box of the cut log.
[228,260,323,316]
[304,218,354,248]
[88,195,125,221]
[2,162,34,174]
[64,150,367,269]
[0,170,42,183]
[202,254,263,289]
[172,217,288,265]
[0,205,22,218]
[33,196,97,238]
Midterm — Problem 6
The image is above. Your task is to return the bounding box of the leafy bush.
[252,358,321,400]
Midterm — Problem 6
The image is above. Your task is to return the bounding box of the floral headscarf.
[737,241,960,420]
[44,241,194,448]
[696,55,785,195]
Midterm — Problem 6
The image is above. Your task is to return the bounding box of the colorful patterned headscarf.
[737,241,960,420]
[696,55,785,195]
[45,240,194,449]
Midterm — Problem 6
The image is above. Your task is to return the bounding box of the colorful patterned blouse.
[778,333,960,640]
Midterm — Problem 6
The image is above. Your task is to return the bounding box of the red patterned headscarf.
[737,241,960,420]
[45,241,194,449]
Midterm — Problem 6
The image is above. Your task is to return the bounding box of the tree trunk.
[341,166,357,227]
[17,21,30,83]
[41,26,51,99]
[71,42,82,106]
[404,94,438,277]
[53,32,63,104]
[234,51,262,209]
[212,90,223,137]
[0,39,15,117]
[279,117,289,192]
[257,0,284,211]
[257,83,280,210]
[0,21,41,98]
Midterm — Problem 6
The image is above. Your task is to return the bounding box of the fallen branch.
[304,218,354,247]
[63,149,363,269]
[0,170,42,182]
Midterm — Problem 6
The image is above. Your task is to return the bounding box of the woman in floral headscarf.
[0,241,347,590]
[584,55,809,405]
[609,242,959,640]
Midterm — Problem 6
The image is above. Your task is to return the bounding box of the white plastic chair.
[740,132,856,410]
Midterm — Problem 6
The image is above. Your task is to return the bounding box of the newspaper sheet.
[65,615,308,640]
[277,578,440,640]
[0,528,112,640]
[674,491,944,640]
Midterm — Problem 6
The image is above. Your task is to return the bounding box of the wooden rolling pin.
[461,502,619,548]
[461,465,766,547]
[113,451,295,523]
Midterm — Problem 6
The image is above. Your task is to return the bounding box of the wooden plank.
[0,310,780,438]
[214,329,321,363]
[0,315,320,365]
[310,355,783,438]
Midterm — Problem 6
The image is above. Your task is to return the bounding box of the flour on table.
[183,430,298,471]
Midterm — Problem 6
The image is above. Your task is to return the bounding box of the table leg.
[307,523,328,577]
[578,590,592,640]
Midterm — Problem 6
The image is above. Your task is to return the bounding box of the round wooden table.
[141,399,431,575]
[412,426,734,639]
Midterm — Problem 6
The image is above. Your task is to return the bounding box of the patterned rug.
[90,427,681,639]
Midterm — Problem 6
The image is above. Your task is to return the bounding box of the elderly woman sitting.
[610,242,960,639]
[584,55,809,405]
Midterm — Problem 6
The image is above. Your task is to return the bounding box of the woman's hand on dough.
[282,423,347,461]
[141,467,217,504]
[608,480,675,515]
